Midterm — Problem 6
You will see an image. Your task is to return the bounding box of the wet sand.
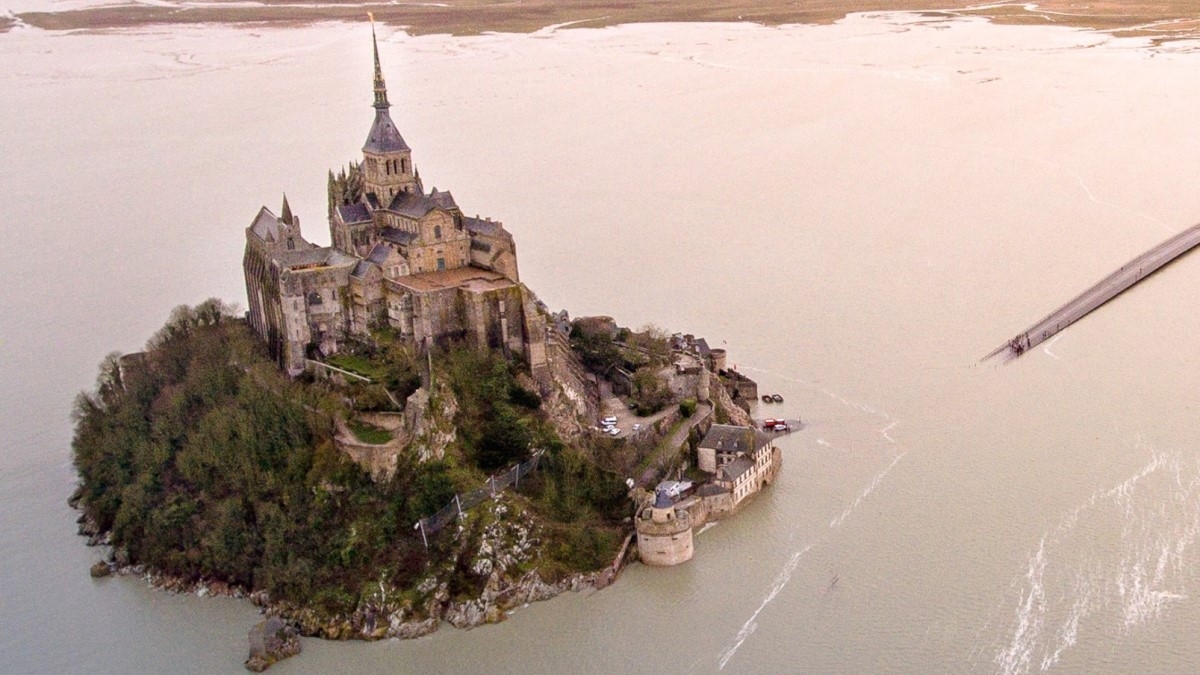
[10,0,1200,42]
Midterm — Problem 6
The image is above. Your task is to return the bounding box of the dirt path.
[636,400,712,487]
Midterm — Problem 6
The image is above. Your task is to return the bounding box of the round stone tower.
[709,348,727,373]
[635,489,694,566]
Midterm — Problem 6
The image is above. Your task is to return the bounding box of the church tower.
[361,21,419,204]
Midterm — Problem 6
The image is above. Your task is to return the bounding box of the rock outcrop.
[406,383,458,463]
[263,499,615,643]
[713,372,754,427]
[244,616,301,672]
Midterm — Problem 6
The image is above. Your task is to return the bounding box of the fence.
[413,449,545,547]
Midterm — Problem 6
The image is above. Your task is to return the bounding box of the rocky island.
[70,24,781,670]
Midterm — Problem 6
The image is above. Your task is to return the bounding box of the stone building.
[695,424,781,518]
[635,424,782,566]
[244,26,545,377]
[635,487,695,566]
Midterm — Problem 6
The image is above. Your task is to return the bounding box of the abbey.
[244,27,546,376]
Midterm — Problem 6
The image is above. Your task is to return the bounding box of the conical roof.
[363,109,410,154]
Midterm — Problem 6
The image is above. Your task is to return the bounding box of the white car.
[607,426,621,436]
[602,416,618,425]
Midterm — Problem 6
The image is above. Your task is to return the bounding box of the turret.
[361,18,419,204]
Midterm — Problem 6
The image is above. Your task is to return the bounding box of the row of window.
[382,157,408,176]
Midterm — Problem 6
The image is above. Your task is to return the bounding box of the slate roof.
[387,188,458,218]
[429,188,456,210]
[366,243,393,265]
[721,456,755,483]
[699,424,771,455]
[653,490,674,509]
[278,247,356,270]
[380,227,417,246]
[695,338,712,358]
[464,216,502,236]
[337,203,372,224]
[363,109,410,154]
[248,207,283,243]
[696,483,730,497]
[350,260,374,279]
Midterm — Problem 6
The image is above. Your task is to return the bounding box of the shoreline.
[81,499,628,655]
[91,557,610,640]
[8,1,1200,42]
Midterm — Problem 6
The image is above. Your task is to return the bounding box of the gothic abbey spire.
[362,16,418,203]
[371,18,389,110]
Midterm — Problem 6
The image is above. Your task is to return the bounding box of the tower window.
[401,158,407,174]
[437,257,446,271]
[434,225,442,240]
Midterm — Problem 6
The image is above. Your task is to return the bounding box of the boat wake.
[715,448,906,670]
[986,444,1200,674]
[829,452,906,529]
[714,365,907,670]
[716,545,813,670]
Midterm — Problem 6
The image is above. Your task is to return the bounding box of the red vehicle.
[762,418,779,430]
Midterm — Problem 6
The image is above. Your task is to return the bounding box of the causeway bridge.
[986,221,1200,362]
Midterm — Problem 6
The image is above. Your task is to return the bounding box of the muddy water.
[3,14,1200,674]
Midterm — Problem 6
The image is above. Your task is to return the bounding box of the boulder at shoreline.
[244,617,301,672]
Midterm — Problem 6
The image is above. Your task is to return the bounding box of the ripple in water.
[990,444,1200,674]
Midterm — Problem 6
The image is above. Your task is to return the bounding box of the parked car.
[607,426,621,436]
[772,422,788,432]
[602,416,618,425]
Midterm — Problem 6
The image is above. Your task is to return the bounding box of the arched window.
[434,225,442,240]
[400,158,407,174]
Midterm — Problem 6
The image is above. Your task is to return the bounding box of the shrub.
[679,397,697,418]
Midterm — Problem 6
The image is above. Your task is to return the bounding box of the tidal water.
[4,13,1200,674]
